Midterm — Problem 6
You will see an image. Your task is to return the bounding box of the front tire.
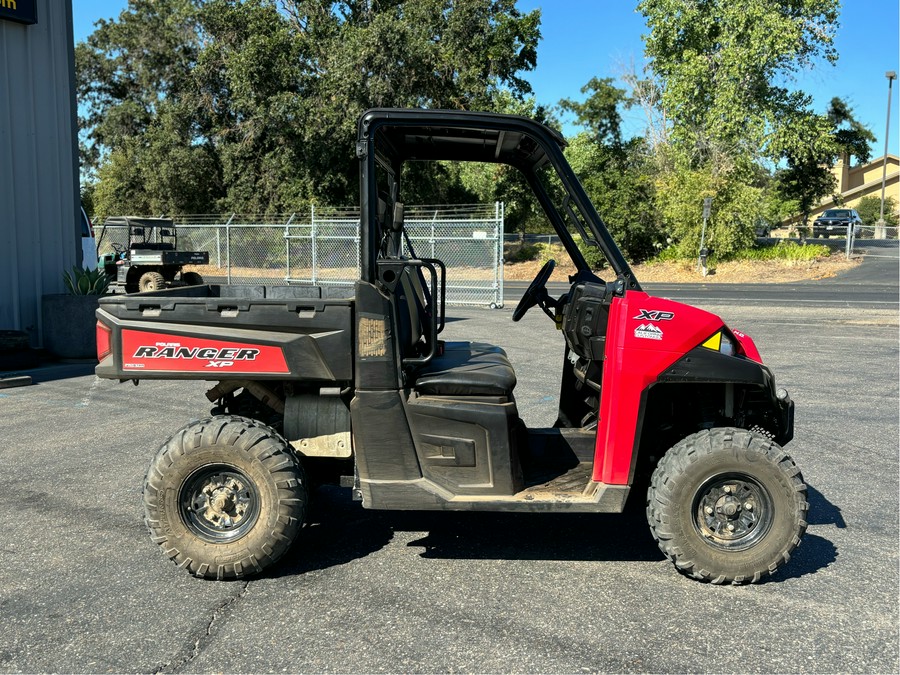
[647,428,807,584]
[139,271,166,292]
[144,416,308,579]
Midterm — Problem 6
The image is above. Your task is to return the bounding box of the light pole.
[877,71,896,239]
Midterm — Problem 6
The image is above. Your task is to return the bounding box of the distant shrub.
[504,242,541,263]
[653,246,683,262]
[537,242,563,265]
[649,241,830,265]
[574,236,606,270]
[856,195,899,227]
[527,239,607,270]
[730,241,830,261]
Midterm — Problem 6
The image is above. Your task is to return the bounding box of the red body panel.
[593,291,725,485]
[120,329,289,374]
[730,329,762,362]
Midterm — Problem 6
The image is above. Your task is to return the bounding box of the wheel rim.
[180,464,260,543]
[692,473,774,551]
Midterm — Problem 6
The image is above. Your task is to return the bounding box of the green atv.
[98,216,209,293]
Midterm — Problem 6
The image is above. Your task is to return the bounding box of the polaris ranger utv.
[95,109,805,584]
[98,216,209,293]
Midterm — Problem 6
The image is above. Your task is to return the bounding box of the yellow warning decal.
[701,333,722,351]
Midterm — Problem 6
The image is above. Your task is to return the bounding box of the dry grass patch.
[505,253,860,284]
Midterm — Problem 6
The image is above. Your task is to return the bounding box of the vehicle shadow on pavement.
[774,534,837,581]
[806,484,847,528]
[267,487,662,579]
[404,509,662,562]
[269,482,840,582]
[266,486,396,578]
[0,361,96,384]
[767,483,842,581]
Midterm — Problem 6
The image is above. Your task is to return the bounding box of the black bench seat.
[413,341,516,397]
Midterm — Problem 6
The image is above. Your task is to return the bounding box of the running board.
[358,474,630,513]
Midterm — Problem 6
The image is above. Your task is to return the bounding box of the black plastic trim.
[658,347,771,386]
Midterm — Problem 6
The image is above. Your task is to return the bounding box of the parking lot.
[1,258,898,673]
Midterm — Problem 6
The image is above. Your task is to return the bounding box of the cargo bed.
[95,284,355,382]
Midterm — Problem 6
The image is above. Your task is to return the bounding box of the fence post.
[216,227,221,268]
[356,216,362,280]
[311,204,317,283]
[845,224,852,259]
[225,213,235,284]
[497,201,504,309]
[431,210,437,259]
[284,213,296,282]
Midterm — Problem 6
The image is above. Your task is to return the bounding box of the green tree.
[829,97,876,164]
[194,0,310,212]
[776,98,875,229]
[75,0,202,173]
[638,0,843,256]
[77,0,543,215]
[856,195,899,227]
[560,77,626,147]
[639,0,839,168]
[453,92,559,234]
[285,0,541,205]
[560,78,662,261]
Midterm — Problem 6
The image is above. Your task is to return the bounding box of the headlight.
[701,331,736,356]
[719,333,736,356]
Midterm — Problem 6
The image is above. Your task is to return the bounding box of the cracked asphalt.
[0,254,897,673]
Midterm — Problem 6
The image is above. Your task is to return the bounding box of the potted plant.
[41,267,110,360]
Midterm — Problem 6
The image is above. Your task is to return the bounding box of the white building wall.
[0,0,80,345]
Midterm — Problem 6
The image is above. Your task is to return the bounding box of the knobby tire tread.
[646,427,808,585]
[143,415,307,580]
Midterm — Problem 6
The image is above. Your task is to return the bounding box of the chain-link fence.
[768,223,899,258]
[96,204,505,307]
[402,204,504,307]
[856,224,899,240]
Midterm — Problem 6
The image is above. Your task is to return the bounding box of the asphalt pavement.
[0,250,897,673]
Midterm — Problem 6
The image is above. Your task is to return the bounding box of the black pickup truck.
[812,208,862,238]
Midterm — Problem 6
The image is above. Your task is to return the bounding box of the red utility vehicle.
[95,109,805,584]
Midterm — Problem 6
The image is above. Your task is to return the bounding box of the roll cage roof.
[360,108,566,169]
[357,108,639,290]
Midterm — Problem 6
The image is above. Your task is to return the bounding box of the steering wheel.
[513,259,555,322]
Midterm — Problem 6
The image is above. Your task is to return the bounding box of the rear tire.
[647,428,807,584]
[139,271,166,292]
[143,416,308,579]
[182,271,204,286]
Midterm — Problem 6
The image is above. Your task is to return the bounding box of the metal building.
[0,0,81,345]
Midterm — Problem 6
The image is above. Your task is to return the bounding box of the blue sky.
[73,0,899,157]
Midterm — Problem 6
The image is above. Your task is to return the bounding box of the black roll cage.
[356,108,640,291]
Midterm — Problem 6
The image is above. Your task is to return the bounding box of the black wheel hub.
[693,474,773,551]
[181,466,260,543]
